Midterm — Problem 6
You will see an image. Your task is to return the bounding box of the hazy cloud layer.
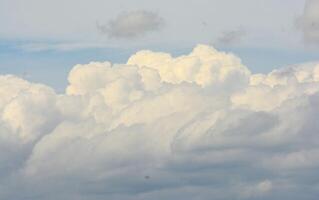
[1,45,319,199]
[97,10,164,39]
[297,0,319,45]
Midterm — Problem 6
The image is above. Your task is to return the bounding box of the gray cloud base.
[298,0,319,46]
[1,45,319,199]
[216,27,246,46]
[97,10,164,39]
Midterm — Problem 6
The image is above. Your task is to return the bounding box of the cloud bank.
[97,10,164,39]
[1,45,319,199]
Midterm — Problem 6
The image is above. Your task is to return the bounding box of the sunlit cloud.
[0,45,319,199]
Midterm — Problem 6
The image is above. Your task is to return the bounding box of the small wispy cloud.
[216,27,246,46]
[296,0,319,46]
[97,10,164,39]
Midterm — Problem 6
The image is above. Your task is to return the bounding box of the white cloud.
[1,44,319,199]
[97,10,164,39]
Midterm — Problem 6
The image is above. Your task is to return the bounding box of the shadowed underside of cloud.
[1,44,319,200]
[216,27,246,46]
[297,0,319,46]
[97,10,164,39]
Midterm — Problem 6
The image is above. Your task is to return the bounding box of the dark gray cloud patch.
[97,10,164,39]
[216,27,246,46]
[297,0,319,46]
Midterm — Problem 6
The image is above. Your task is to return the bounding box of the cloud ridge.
[1,45,319,199]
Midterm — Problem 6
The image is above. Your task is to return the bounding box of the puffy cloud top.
[127,45,250,87]
[1,45,319,200]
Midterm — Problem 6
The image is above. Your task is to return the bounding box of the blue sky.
[1,0,318,92]
[1,41,318,92]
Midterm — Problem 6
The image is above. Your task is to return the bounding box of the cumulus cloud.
[97,10,164,39]
[1,44,319,199]
[297,0,319,46]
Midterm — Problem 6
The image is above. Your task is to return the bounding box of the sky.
[0,0,319,91]
[1,0,319,200]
